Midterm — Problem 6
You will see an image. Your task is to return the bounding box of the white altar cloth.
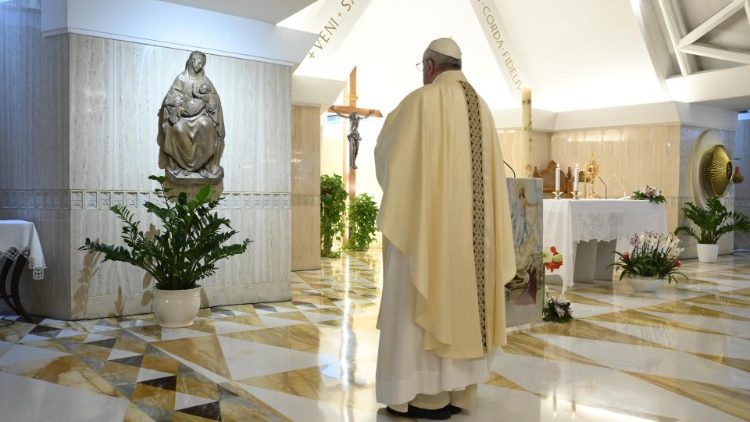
[0,220,46,279]
[543,199,667,288]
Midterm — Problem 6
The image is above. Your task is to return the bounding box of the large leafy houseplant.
[79,176,250,290]
[675,196,750,244]
[345,193,379,252]
[320,174,348,258]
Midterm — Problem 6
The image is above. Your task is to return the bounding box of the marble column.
[291,106,322,271]
[734,118,750,250]
[0,0,72,318]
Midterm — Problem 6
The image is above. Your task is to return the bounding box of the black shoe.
[442,404,462,415]
[386,405,452,420]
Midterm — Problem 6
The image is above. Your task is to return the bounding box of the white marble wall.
[65,34,292,319]
[549,124,737,256]
[498,130,552,178]
[1,0,69,191]
[69,206,290,319]
[1,1,294,319]
[67,34,291,193]
[0,1,72,317]
[551,125,682,229]
[291,105,321,271]
[735,119,750,250]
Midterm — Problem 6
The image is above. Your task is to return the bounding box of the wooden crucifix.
[328,67,382,200]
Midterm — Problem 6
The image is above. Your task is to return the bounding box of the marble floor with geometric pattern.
[1,250,749,421]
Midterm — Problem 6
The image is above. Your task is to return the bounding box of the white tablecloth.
[543,199,667,288]
[0,220,46,279]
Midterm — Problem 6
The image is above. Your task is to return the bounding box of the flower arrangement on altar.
[542,295,573,323]
[632,186,666,204]
[611,232,687,284]
[543,246,563,272]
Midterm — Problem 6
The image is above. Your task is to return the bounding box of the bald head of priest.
[374,38,516,419]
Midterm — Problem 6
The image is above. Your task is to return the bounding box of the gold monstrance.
[583,153,601,198]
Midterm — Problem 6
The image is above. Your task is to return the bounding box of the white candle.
[555,164,560,192]
[521,87,532,177]
[574,164,580,192]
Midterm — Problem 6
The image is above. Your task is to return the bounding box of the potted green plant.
[79,176,250,327]
[320,174,348,258]
[675,196,750,263]
[345,193,379,252]
[611,231,686,292]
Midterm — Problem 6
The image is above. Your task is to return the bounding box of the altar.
[543,199,668,288]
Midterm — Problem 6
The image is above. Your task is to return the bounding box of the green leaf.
[196,185,211,203]
[676,196,750,244]
[78,174,250,291]
[320,174,349,257]
[344,193,379,251]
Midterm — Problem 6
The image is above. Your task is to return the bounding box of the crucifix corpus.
[328,67,382,200]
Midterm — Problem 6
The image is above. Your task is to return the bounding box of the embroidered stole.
[459,81,487,352]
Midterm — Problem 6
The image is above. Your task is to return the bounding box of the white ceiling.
[282,0,672,113]
[678,0,750,70]
[158,0,317,24]
[159,0,750,113]
[699,96,750,111]
[494,0,670,112]
[648,0,750,110]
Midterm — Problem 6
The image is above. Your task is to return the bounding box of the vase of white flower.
[611,232,687,294]
[542,295,573,322]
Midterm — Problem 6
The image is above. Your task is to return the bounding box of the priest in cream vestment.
[374,39,516,419]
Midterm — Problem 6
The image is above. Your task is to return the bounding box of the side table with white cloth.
[0,220,46,322]
[543,200,668,290]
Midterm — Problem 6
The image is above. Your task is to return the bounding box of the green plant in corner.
[79,175,250,290]
[320,174,348,258]
[675,196,750,244]
[345,193,379,251]
[320,174,347,258]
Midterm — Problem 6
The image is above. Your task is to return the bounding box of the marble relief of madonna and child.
[157,51,225,184]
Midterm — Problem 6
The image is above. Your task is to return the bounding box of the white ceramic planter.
[625,275,663,293]
[697,243,719,263]
[153,286,202,328]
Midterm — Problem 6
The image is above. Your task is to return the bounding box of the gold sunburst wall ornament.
[700,145,733,197]
[583,153,601,198]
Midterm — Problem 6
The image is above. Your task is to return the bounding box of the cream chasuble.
[375,70,516,361]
